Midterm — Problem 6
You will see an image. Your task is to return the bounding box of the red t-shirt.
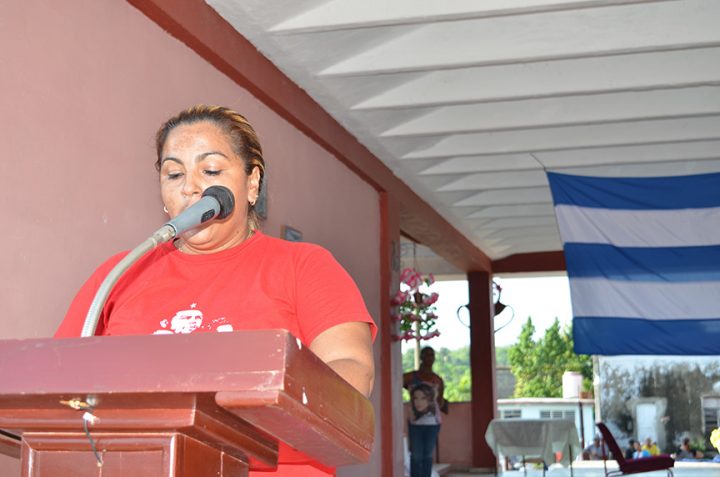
[56,231,376,476]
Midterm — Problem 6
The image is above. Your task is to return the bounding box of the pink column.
[468,271,497,470]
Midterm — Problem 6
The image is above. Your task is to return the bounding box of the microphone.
[80,186,235,337]
[164,185,235,237]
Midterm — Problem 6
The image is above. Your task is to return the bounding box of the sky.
[400,275,574,352]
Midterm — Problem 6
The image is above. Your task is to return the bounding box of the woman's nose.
[181,171,202,198]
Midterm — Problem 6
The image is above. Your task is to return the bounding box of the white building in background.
[497,397,596,452]
[496,372,596,451]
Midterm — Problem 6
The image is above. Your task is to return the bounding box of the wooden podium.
[0,330,374,476]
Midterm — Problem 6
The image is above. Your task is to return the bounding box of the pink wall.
[0,0,381,474]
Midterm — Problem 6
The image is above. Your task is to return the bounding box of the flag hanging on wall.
[547,171,720,355]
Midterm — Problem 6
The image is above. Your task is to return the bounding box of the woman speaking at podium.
[55,105,376,476]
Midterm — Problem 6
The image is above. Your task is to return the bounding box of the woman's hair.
[155,105,265,230]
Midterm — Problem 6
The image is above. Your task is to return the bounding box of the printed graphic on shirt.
[409,382,438,424]
[153,303,233,334]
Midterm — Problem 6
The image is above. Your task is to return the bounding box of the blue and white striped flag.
[547,171,720,355]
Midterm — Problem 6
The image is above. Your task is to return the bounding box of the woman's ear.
[247,166,261,204]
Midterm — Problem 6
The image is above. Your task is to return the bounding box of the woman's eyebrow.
[197,151,229,162]
[160,157,182,167]
[160,151,230,167]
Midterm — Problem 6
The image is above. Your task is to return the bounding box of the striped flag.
[547,171,720,355]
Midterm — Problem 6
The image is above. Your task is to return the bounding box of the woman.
[56,105,376,476]
[403,346,446,477]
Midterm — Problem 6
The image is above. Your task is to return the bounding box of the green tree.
[508,317,537,396]
[509,317,592,397]
[495,345,511,366]
[402,346,472,402]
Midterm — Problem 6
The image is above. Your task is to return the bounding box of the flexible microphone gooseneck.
[80,186,235,337]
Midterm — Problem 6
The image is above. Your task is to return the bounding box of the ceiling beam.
[455,187,553,207]
[382,87,720,137]
[473,216,558,230]
[402,116,720,158]
[493,251,567,273]
[319,1,720,76]
[419,141,720,175]
[271,0,669,33]
[354,48,720,110]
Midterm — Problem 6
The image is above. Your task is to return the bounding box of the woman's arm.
[310,321,375,397]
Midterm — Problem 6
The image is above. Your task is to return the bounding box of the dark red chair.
[596,423,674,477]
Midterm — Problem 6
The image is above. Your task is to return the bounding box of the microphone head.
[202,185,235,220]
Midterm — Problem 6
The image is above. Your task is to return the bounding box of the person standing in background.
[403,346,447,477]
[625,439,636,460]
[642,437,660,456]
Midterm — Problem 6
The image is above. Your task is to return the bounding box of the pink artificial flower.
[399,268,415,283]
[400,268,423,290]
[390,290,408,305]
[423,292,439,305]
[421,330,441,340]
[403,313,418,322]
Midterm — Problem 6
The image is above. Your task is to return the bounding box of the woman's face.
[412,390,430,413]
[160,121,260,254]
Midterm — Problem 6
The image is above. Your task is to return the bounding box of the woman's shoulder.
[255,232,336,266]
[88,243,176,280]
[88,250,131,276]
[257,231,325,254]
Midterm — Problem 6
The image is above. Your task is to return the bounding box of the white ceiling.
[206,0,720,262]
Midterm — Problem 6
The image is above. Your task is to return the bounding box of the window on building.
[540,410,568,419]
[502,409,522,419]
[702,396,720,433]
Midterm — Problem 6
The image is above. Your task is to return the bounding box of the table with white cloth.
[485,418,581,476]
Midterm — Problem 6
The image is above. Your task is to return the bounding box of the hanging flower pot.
[391,268,440,342]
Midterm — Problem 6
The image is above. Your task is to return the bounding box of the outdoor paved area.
[447,461,720,477]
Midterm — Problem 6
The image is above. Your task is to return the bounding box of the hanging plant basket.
[391,268,440,341]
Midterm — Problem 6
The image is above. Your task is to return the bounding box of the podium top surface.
[1,330,301,394]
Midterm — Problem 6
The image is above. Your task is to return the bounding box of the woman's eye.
[166,172,183,180]
[204,170,222,176]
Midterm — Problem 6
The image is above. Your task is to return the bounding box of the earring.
[163,206,169,214]
[249,200,256,207]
